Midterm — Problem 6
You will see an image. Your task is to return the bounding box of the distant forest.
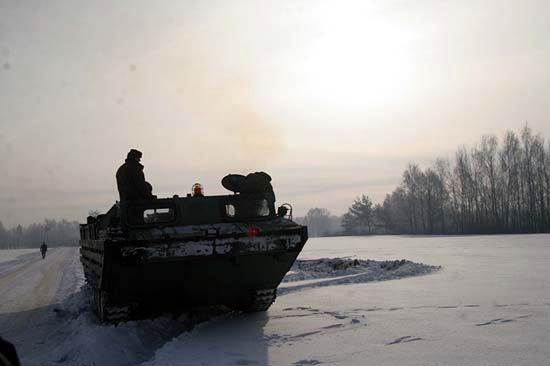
[298,125,550,236]
[0,219,80,249]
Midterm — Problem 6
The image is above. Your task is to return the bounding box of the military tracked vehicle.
[79,174,308,322]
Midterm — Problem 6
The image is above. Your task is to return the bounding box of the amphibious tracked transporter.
[79,176,308,322]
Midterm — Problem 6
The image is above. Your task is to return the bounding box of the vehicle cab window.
[127,202,176,225]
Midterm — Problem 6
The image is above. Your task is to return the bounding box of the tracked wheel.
[233,288,277,312]
[93,289,131,324]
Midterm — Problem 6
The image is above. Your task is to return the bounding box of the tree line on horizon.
[0,219,80,249]
[299,125,550,236]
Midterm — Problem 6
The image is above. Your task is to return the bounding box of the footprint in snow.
[321,323,344,330]
[293,360,322,365]
[476,315,530,326]
[386,335,423,345]
[283,307,317,311]
[322,311,348,320]
[494,303,530,308]
[476,318,506,326]
[351,307,381,312]
[272,313,318,319]
[289,330,322,339]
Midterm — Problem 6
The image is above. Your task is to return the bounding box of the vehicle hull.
[80,224,307,317]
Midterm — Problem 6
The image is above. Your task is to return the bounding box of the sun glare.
[300,3,413,112]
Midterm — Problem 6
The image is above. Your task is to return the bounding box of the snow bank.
[279,258,441,295]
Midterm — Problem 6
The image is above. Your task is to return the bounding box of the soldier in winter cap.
[116,149,156,201]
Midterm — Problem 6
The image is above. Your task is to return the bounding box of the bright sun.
[299,3,413,111]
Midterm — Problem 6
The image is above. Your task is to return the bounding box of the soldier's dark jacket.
[116,159,154,201]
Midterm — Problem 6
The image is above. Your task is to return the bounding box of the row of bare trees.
[0,219,80,249]
[378,126,550,234]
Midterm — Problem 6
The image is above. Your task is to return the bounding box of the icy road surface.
[1,234,550,366]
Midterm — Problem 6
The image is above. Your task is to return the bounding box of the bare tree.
[303,208,332,237]
[376,124,549,235]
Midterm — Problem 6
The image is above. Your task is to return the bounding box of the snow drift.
[279,258,441,294]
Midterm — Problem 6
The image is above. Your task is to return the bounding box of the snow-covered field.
[1,234,549,365]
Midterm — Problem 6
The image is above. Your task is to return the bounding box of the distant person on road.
[40,242,47,259]
[116,149,157,201]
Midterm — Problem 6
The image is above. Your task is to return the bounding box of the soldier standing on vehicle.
[116,149,157,201]
[40,242,47,259]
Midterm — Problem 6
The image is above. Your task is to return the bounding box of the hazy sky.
[1,0,549,227]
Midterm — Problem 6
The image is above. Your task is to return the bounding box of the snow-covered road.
[0,248,77,314]
[0,248,82,363]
